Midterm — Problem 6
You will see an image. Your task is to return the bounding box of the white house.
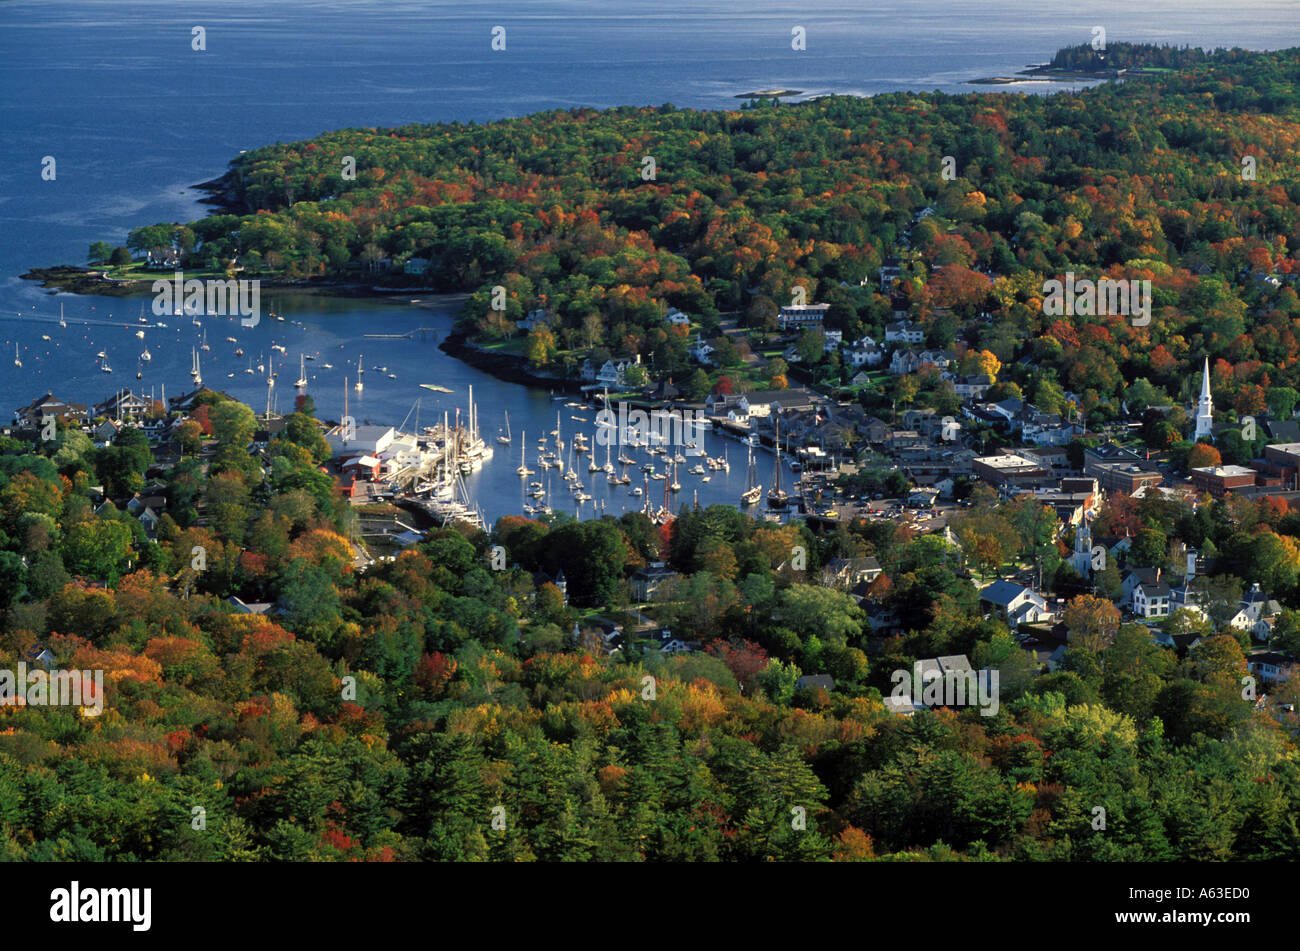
[1248,651,1293,686]
[597,360,630,386]
[890,348,953,375]
[846,342,884,368]
[688,334,715,365]
[885,320,925,345]
[666,308,692,327]
[777,303,830,330]
[1133,578,1172,619]
[952,374,993,400]
[1228,583,1283,641]
[980,581,1053,625]
[1022,410,1082,446]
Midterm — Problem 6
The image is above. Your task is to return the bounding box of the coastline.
[19,262,577,396]
[20,265,447,300]
[438,329,583,394]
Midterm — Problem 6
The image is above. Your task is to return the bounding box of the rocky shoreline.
[20,264,446,300]
[437,330,583,394]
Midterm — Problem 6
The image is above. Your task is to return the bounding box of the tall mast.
[773,416,782,494]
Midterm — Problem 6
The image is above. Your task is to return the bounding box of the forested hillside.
[109,48,1300,420]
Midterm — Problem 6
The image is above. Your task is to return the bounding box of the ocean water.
[0,0,1295,522]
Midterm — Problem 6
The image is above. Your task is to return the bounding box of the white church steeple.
[1195,356,1214,440]
[1072,515,1094,577]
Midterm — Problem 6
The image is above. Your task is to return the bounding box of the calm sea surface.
[1,0,1296,522]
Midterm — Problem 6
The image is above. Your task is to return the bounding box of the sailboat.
[295,354,307,388]
[244,354,254,375]
[741,438,762,506]
[200,328,209,351]
[497,411,512,445]
[767,417,789,510]
[354,356,364,392]
[670,461,681,493]
[190,347,202,385]
[12,344,20,368]
[58,303,66,329]
[140,347,151,362]
[517,429,534,477]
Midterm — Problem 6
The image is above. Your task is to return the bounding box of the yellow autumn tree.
[287,528,353,566]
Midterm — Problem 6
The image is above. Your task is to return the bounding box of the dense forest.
[1,385,1299,860]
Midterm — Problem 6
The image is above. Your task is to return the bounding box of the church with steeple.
[1072,515,1095,578]
[1194,356,1214,441]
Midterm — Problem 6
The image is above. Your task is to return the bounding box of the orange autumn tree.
[1186,443,1222,469]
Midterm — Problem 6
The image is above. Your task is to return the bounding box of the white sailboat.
[554,413,564,472]
[58,303,66,329]
[295,353,308,388]
[497,411,512,445]
[517,429,534,477]
[355,355,364,392]
[12,343,20,368]
[768,417,790,510]
[741,438,762,506]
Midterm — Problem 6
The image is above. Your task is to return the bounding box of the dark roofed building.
[741,388,818,416]
[94,389,151,421]
[652,378,681,401]
[820,556,882,589]
[631,562,678,601]
[15,392,89,429]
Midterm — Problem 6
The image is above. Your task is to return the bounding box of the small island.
[735,88,804,99]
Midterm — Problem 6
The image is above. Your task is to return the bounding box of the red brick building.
[1191,464,1257,498]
